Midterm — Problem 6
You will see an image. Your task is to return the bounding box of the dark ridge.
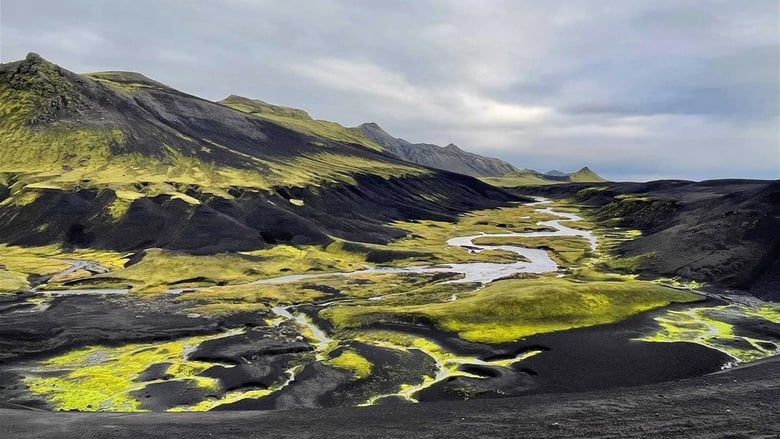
[356,122,518,177]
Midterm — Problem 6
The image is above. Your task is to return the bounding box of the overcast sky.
[2,0,778,181]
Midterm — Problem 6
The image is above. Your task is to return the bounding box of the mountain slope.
[356,122,518,177]
[483,167,606,187]
[0,53,519,253]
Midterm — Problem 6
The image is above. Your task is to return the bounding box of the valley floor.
[0,196,777,418]
[2,355,778,438]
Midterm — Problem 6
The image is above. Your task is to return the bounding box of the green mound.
[323,278,699,343]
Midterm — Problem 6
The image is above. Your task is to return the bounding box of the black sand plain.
[2,356,778,438]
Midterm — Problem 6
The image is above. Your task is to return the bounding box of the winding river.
[37,197,595,297]
[22,198,600,407]
[255,198,596,287]
[254,198,598,405]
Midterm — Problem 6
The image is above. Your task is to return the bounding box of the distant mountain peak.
[357,122,391,136]
[24,51,44,63]
[356,124,517,177]
[569,166,605,182]
[490,166,606,186]
[359,122,382,130]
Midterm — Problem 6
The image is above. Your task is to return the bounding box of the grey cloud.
[1,0,777,180]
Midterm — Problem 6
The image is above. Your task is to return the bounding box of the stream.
[255,198,596,286]
[38,197,594,298]
[254,198,597,405]
[24,198,601,407]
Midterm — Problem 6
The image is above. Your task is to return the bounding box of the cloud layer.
[2,0,778,180]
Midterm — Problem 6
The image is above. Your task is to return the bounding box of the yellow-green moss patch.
[24,331,243,411]
[639,305,780,363]
[323,278,699,343]
[328,350,373,379]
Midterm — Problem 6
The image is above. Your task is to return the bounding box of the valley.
[1,196,777,413]
[0,54,777,437]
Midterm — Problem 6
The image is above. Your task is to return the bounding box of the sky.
[1,0,778,181]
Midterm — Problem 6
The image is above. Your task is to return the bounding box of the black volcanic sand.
[130,325,320,409]
[2,357,778,438]
[351,299,732,402]
[0,294,736,412]
[0,294,267,364]
[132,380,217,412]
[484,300,731,395]
[0,293,272,410]
[324,342,437,407]
[213,341,439,410]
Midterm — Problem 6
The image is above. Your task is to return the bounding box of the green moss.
[328,350,373,379]
[0,269,30,293]
[745,305,780,324]
[576,186,608,198]
[0,244,73,292]
[84,72,172,95]
[74,249,263,294]
[176,282,323,315]
[639,305,780,363]
[354,331,543,404]
[323,278,699,343]
[595,253,653,274]
[47,241,373,294]
[24,331,242,411]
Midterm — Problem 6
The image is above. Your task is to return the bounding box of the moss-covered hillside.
[0,53,519,254]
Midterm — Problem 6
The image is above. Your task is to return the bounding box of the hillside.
[519,179,780,300]
[483,167,606,187]
[356,122,518,177]
[0,53,518,253]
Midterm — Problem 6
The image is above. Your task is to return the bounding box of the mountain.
[568,166,606,183]
[356,122,518,177]
[0,53,518,253]
[483,166,606,187]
